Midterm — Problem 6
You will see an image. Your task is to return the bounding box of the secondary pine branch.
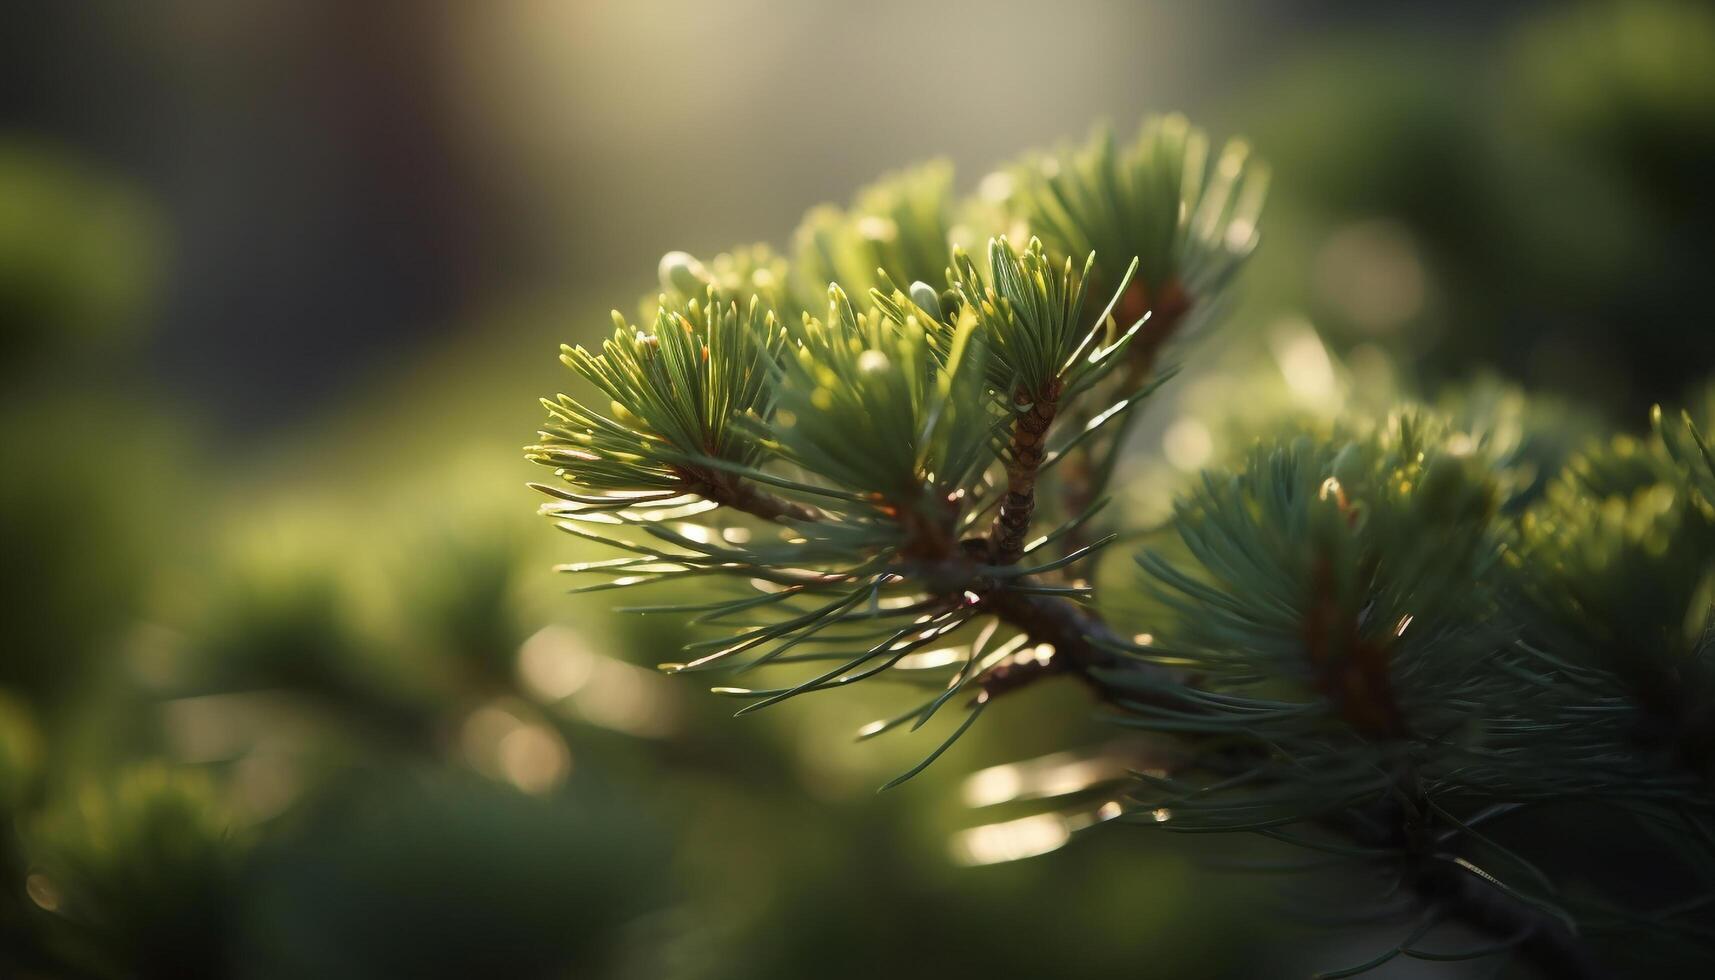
[681,467,825,524]
[899,543,1167,702]
[1422,857,1609,980]
[989,380,1061,564]
[977,585,1141,698]
[1060,283,1190,561]
[1117,278,1192,387]
[1321,803,1612,980]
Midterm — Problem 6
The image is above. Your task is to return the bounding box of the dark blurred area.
[2,2,1711,977]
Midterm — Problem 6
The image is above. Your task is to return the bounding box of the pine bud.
[909,281,944,320]
[658,250,710,297]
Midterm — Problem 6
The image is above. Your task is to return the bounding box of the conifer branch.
[1420,857,1608,980]
[525,113,1715,977]
[1322,803,1611,980]
[1058,293,1190,560]
[976,584,1137,697]
[989,379,1060,564]
[680,465,825,524]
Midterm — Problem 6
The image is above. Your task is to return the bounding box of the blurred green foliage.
[1234,0,1715,415]
[0,143,163,379]
[26,766,247,980]
[241,773,671,980]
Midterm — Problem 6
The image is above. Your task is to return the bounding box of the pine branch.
[1321,803,1611,980]
[1418,856,1608,979]
[989,379,1060,564]
[1057,293,1189,562]
[524,110,1715,975]
[682,465,825,524]
[1024,113,1263,563]
[976,584,1136,697]
[940,237,1146,565]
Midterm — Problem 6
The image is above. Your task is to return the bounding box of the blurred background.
[2,1,1711,976]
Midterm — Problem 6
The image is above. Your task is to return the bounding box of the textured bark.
[685,467,824,523]
[989,380,1061,565]
[976,588,1124,697]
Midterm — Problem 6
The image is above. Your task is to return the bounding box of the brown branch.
[1059,278,1193,560]
[719,478,825,523]
[988,380,1062,565]
[1119,277,1192,384]
[953,565,1607,979]
[926,576,1179,707]
[978,587,1134,697]
[1419,856,1609,979]
[1304,554,1408,740]
[680,466,825,523]
[1324,803,1611,980]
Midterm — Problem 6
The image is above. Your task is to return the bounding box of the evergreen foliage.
[531,113,1715,977]
[791,160,959,314]
[26,767,249,979]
